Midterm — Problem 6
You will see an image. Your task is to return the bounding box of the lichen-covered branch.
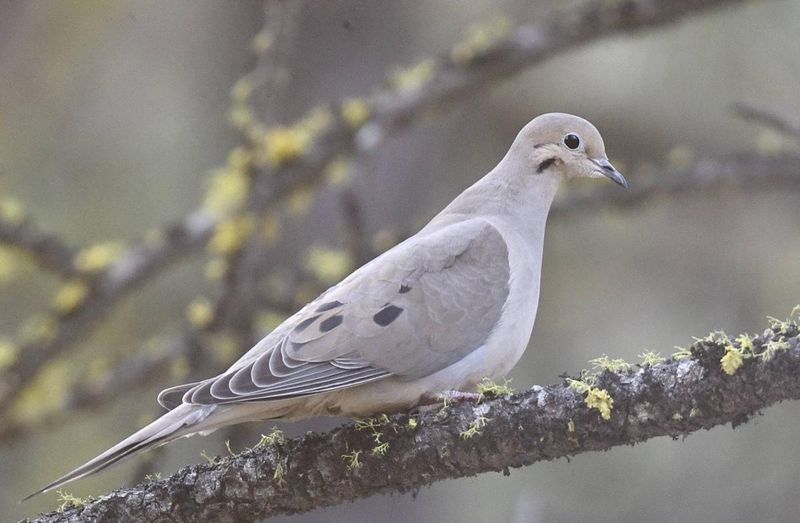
[0,211,77,278]
[21,313,800,523]
[0,211,216,417]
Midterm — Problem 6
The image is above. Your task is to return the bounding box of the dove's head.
[512,112,627,188]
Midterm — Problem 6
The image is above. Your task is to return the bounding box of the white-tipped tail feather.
[22,404,216,502]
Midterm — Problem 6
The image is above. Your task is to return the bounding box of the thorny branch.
[21,313,800,522]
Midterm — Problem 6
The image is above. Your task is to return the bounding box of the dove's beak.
[591,158,628,189]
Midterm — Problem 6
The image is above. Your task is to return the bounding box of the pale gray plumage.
[27,112,627,500]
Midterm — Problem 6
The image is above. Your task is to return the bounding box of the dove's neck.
[430,151,562,241]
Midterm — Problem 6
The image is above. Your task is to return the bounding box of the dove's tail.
[22,403,217,502]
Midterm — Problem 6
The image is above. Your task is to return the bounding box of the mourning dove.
[28,112,627,499]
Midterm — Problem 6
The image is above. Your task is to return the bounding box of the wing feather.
[165,219,510,409]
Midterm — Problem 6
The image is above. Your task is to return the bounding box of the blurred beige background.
[2,1,799,521]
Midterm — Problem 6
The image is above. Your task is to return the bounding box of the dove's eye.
[563,133,581,150]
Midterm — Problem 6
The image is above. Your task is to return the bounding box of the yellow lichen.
[186,297,214,328]
[144,472,162,483]
[230,77,254,104]
[228,146,253,171]
[263,127,311,166]
[250,29,274,54]
[254,427,286,448]
[227,105,255,130]
[566,377,592,395]
[736,333,754,353]
[459,415,490,439]
[585,388,614,420]
[589,354,631,373]
[52,280,89,313]
[203,166,250,216]
[407,417,418,429]
[273,462,287,487]
[389,58,436,92]
[477,377,514,397]
[305,246,354,284]
[672,346,692,360]
[450,16,511,65]
[56,489,86,511]
[208,214,254,254]
[720,345,744,375]
[0,196,26,225]
[74,242,126,272]
[698,330,730,345]
[340,98,371,129]
[371,442,390,456]
[324,157,354,187]
[759,339,791,362]
[567,419,575,433]
[638,350,665,366]
[0,338,18,370]
[342,450,362,470]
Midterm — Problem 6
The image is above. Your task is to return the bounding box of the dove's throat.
[433,155,561,242]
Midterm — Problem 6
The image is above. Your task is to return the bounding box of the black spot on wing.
[316,300,342,312]
[294,314,321,333]
[373,305,403,327]
[536,157,557,173]
[319,314,343,332]
[399,284,411,294]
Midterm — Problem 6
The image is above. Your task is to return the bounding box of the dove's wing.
[158,218,510,408]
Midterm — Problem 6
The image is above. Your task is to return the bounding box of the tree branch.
[731,102,800,138]
[551,152,800,218]
[0,213,78,278]
[21,313,799,522]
